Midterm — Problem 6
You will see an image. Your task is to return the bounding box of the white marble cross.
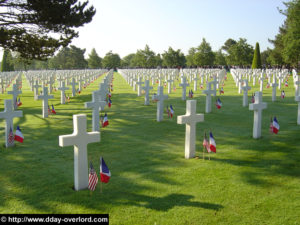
[37,87,54,118]
[136,76,144,97]
[7,84,22,110]
[167,75,174,94]
[179,76,190,100]
[0,99,23,147]
[58,81,69,104]
[295,95,300,125]
[259,76,264,92]
[59,114,100,191]
[237,75,243,94]
[142,80,153,105]
[249,91,267,139]
[202,82,216,113]
[242,79,251,107]
[33,80,41,100]
[177,100,204,159]
[193,75,199,91]
[212,76,218,96]
[85,91,107,132]
[271,78,278,102]
[70,77,78,97]
[153,86,168,122]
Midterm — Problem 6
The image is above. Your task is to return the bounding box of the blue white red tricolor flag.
[108,98,112,108]
[14,126,24,143]
[88,162,98,191]
[51,104,56,114]
[209,132,216,153]
[219,87,224,94]
[170,105,174,118]
[285,81,288,87]
[216,98,222,109]
[272,117,280,134]
[17,98,22,107]
[100,157,111,183]
[102,113,109,127]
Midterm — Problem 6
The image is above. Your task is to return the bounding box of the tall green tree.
[121,53,136,68]
[48,45,87,69]
[194,38,215,66]
[0,0,95,60]
[261,48,272,66]
[186,47,197,67]
[1,49,14,72]
[102,51,121,69]
[252,42,262,69]
[222,38,237,53]
[225,38,254,66]
[162,47,186,68]
[281,0,300,66]
[87,48,102,68]
[214,50,227,66]
[131,45,158,68]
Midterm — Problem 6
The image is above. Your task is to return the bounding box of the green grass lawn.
[0,72,299,224]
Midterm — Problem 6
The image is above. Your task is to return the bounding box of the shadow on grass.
[0,72,299,213]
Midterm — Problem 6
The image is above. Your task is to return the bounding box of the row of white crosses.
[0,71,20,94]
[58,70,113,191]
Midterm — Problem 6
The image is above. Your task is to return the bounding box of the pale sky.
[1,0,287,59]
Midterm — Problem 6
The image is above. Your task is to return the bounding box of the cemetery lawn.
[0,72,299,225]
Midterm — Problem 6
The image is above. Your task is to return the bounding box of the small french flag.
[272,117,280,134]
[14,126,24,143]
[209,132,216,153]
[100,157,111,183]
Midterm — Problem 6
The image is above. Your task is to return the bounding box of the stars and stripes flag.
[166,105,170,118]
[189,90,194,98]
[17,98,22,107]
[269,117,274,134]
[285,81,288,87]
[251,93,255,103]
[281,90,285,99]
[108,91,112,98]
[51,104,56,114]
[209,132,216,153]
[272,116,280,134]
[8,126,14,145]
[216,98,222,109]
[203,132,210,152]
[170,105,174,118]
[14,125,24,143]
[88,162,98,191]
[100,157,111,183]
[102,113,109,127]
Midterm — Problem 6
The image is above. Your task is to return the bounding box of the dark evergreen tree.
[252,42,262,69]
[0,0,95,60]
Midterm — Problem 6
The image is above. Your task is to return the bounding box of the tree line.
[1,0,299,71]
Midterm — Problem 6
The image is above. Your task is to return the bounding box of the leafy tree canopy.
[87,48,102,69]
[102,51,121,69]
[162,47,186,68]
[0,0,95,60]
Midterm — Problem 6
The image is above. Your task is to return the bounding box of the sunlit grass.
[0,72,299,224]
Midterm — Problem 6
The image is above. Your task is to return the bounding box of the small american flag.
[269,117,274,134]
[8,127,14,145]
[88,162,98,191]
[203,132,210,152]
